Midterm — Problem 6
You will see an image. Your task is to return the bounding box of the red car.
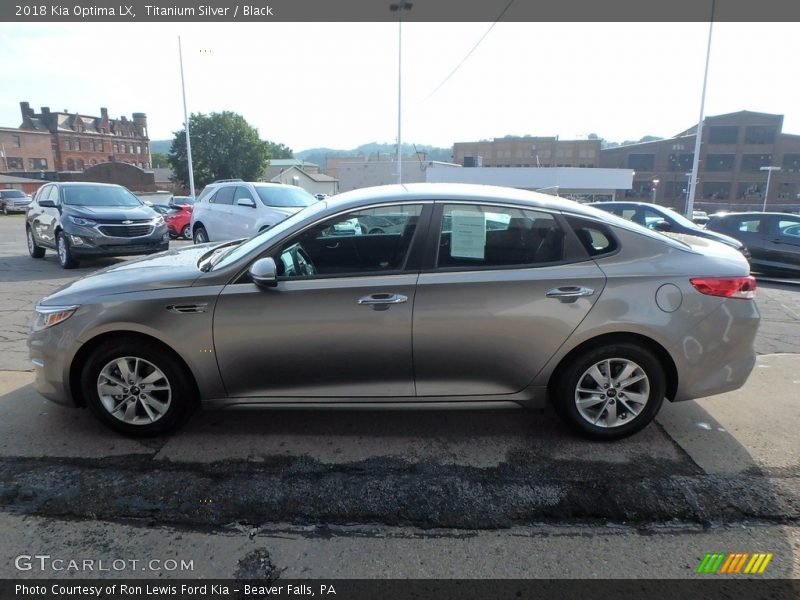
[154,204,193,239]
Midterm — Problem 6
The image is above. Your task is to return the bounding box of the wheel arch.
[69,331,200,408]
[547,332,678,402]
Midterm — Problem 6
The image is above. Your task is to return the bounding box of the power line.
[423,0,516,101]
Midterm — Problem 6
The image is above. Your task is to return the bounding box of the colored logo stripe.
[697,553,773,574]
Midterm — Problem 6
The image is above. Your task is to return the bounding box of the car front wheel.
[56,231,77,269]
[81,338,196,436]
[193,225,208,244]
[181,224,192,239]
[552,342,665,440]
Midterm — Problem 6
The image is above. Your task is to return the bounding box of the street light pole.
[760,166,780,212]
[390,0,412,185]
[686,0,716,218]
[178,35,196,200]
[652,179,659,203]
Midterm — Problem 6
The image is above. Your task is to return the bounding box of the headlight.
[152,216,165,225]
[68,216,96,227]
[32,305,80,332]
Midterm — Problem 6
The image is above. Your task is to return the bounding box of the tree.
[168,111,272,189]
[150,152,170,168]
[266,141,293,160]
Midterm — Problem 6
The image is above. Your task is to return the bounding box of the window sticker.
[451,210,486,259]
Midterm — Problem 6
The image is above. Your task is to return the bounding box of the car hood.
[38,244,214,306]
[63,205,156,220]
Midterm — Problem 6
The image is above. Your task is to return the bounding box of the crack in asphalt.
[0,453,796,531]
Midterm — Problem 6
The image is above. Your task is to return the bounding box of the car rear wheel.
[56,231,77,269]
[194,225,208,244]
[81,338,196,436]
[181,224,192,239]
[552,342,665,440]
[27,227,45,258]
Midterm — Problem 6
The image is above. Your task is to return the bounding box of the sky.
[0,22,798,153]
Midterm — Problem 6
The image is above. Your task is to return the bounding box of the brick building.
[599,110,800,212]
[17,102,151,173]
[453,136,601,168]
[0,127,54,173]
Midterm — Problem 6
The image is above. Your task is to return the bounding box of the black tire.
[2,206,8,216]
[56,231,78,269]
[551,342,665,440]
[80,338,197,436]
[181,224,192,240]
[194,225,208,244]
[26,226,45,259]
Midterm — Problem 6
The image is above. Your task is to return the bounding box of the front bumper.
[64,222,169,257]
[29,323,81,407]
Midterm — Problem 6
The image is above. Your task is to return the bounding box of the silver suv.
[191,181,317,243]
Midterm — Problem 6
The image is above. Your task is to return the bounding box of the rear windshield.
[1,190,26,198]
[255,186,317,208]
[62,185,142,207]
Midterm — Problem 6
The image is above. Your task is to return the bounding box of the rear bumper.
[671,298,760,401]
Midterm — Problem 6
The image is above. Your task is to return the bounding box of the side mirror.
[652,220,672,232]
[237,198,257,208]
[249,257,278,288]
[39,199,56,208]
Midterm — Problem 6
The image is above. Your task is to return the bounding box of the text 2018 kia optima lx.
[28,184,760,439]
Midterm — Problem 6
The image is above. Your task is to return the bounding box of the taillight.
[690,276,756,299]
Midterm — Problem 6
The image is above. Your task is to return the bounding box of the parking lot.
[0,212,798,579]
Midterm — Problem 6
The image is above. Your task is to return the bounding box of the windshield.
[62,185,142,207]
[662,206,701,229]
[255,186,317,208]
[2,190,26,198]
[210,201,328,271]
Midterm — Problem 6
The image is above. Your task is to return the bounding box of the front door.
[213,203,429,398]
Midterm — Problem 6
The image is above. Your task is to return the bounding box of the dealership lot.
[0,213,798,578]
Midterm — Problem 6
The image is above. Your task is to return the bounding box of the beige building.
[0,127,54,173]
[453,136,601,168]
[270,165,338,196]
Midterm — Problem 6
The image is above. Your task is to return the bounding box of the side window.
[437,204,566,269]
[275,204,423,278]
[567,216,619,257]
[233,186,254,204]
[35,186,50,202]
[212,186,235,205]
[777,218,800,238]
[736,218,763,233]
[642,209,669,230]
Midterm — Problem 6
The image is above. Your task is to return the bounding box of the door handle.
[546,286,595,300]
[358,293,408,306]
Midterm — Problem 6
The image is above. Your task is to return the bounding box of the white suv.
[191,181,317,243]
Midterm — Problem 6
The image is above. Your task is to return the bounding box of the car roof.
[327,183,601,216]
[51,181,123,188]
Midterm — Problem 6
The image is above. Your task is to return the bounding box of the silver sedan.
[28,184,760,439]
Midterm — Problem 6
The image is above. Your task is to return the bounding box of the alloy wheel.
[574,358,650,428]
[97,356,172,425]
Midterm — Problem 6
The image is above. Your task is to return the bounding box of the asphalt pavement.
[0,213,798,579]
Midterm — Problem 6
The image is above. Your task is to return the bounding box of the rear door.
[412,202,606,397]
[726,215,769,266]
[207,186,235,240]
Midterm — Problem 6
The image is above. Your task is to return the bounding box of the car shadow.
[0,253,125,283]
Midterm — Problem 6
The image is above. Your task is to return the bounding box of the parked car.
[191,181,317,243]
[25,182,169,269]
[0,189,31,214]
[171,195,196,207]
[164,205,193,239]
[692,210,710,226]
[28,183,759,439]
[590,201,751,261]
[706,212,800,275]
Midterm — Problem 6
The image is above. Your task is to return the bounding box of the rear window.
[567,217,619,257]
[1,190,26,198]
